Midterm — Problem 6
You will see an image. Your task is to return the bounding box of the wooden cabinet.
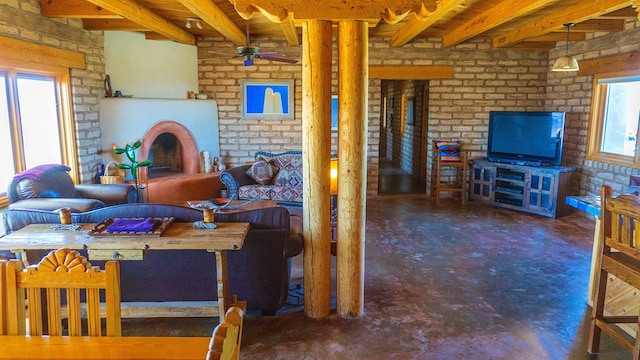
[469,159,575,218]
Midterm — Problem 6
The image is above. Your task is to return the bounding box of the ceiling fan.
[208,21,298,66]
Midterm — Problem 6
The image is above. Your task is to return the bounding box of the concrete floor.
[123,161,631,359]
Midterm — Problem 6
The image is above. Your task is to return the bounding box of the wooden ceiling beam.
[530,32,585,42]
[39,0,121,19]
[578,51,640,74]
[598,6,639,18]
[85,0,195,45]
[176,0,246,46]
[633,1,640,20]
[503,41,556,50]
[571,19,626,32]
[82,19,148,31]
[442,0,555,48]
[369,66,453,80]
[231,0,434,20]
[492,0,630,48]
[391,0,469,48]
[239,5,300,46]
[278,11,300,47]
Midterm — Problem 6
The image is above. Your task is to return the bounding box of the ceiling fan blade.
[257,53,299,64]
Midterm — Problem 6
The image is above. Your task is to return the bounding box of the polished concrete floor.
[123,161,631,359]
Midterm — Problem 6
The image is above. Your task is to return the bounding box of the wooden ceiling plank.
[369,66,453,80]
[38,0,121,19]
[492,0,631,48]
[442,0,555,48]
[82,19,148,31]
[391,0,469,48]
[85,0,195,45]
[176,0,246,46]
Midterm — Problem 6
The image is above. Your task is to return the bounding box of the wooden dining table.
[0,221,250,319]
[0,336,211,359]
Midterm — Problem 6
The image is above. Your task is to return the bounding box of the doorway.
[378,80,428,194]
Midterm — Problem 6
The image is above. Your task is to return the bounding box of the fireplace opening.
[148,133,183,178]
[139,120,201,176]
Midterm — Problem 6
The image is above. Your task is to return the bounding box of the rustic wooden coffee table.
[0,221,249,320]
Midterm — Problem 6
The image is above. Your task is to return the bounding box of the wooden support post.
[337,20,368,318]
[302,20,333,319]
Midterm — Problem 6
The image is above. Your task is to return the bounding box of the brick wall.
[372,39,548,194]
[198,37,381,194]
[0,0,105,183]
[199,36,550,195]
[546,20,640,195]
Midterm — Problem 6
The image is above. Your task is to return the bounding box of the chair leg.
[435,162,442,205]
[462,162,468,204]
[588,268,609,354]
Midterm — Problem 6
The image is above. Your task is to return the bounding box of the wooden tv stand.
[469,159,575,218]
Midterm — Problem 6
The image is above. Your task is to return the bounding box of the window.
[587,71,640,167]
[0,67,77,206]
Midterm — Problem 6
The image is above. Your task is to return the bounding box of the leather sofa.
[7,164,137,212]
[1,203,303,315]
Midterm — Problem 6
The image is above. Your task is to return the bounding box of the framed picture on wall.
[240,79,294,120]
[331,95,338,131]
[406,98,415,125]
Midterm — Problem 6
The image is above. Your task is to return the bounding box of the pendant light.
[552,23,579,72]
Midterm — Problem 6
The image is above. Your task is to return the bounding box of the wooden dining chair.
[431,140,469,204]
[589,185,640,357]
[207,306,245,360]
[2,248,121,337]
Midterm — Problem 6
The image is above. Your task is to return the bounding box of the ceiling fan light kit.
[552,23,579,72]
[186,18,203,30]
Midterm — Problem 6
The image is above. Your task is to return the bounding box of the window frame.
[0,66,78,207]
[586,70,640,168]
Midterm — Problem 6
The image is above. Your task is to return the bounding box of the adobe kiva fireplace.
[139,120,200,177]
[99,98,223,203]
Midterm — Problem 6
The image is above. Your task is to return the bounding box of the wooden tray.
[88,217,174,237]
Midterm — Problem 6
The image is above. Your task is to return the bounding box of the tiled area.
[123,164,630,359]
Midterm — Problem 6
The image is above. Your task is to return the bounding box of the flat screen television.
[487,111,566,167]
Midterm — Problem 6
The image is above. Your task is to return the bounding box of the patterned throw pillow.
[246,159,279,185]
[271,154,303,188]
[436,140,462,162]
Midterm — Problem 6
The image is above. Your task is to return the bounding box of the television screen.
[487,111,566,166]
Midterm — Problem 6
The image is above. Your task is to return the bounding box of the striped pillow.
[436,140,462,162]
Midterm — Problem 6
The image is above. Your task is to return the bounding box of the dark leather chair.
[1,203,304,315]
[6,164,137,212]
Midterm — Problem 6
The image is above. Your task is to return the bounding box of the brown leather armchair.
[6,164,137,212]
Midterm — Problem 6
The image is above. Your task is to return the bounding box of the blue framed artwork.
[331,95,338,131]
[240,79,294,120]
